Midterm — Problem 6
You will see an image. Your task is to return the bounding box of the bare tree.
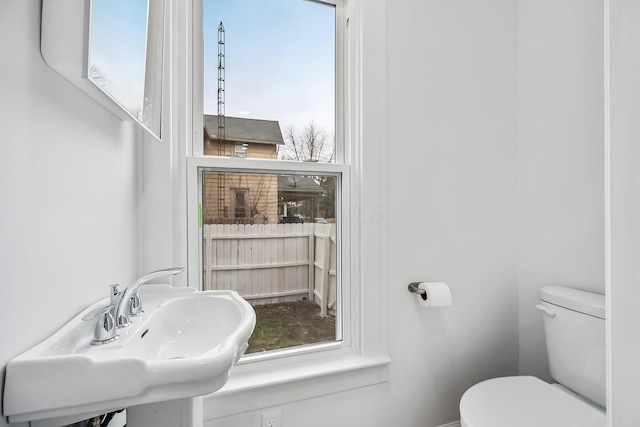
[278,121,337,222]
[89,64,107,88]
[130,105,143,121]
[279,121,335,163]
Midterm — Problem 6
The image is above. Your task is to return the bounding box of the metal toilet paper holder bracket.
[408,282,428,300]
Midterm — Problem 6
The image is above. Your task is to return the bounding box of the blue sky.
[89,0,148,114]
[204,0,336,137]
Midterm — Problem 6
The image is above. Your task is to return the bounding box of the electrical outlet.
[261,410,282,427]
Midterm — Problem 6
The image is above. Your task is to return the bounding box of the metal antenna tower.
[217,21,226,221]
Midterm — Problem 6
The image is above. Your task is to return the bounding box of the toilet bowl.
[459,286,606,427]
[460,376,605,427]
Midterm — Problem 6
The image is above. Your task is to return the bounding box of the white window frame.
[176,0,389,419]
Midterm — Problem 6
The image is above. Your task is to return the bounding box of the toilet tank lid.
[540,286,605,319]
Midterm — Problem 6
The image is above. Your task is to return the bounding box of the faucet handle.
[109,284,121,303]
[128,291,144,317]
[90,311,118,345]
[81,305,119,345]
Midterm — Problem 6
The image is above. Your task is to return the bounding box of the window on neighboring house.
[231,189,248,218]
[190,0,343,359]
[234,143,248,158]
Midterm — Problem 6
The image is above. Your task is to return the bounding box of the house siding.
[202,141,280,224]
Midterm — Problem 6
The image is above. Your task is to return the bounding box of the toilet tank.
[538,286,606,408]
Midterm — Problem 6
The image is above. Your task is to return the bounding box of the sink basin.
[3,285,256,424]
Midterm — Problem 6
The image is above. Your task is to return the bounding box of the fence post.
[308,224,315,301]
[203,224,211,290]
[320,227,331,317]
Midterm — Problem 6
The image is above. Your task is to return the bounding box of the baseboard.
[436,421,461,427]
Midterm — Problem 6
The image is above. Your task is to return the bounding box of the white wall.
[0,1,140,426]
[608,0,640,424]
[386,0,520,423]
[516,0,605,380]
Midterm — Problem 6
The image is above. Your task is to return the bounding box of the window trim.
[178,0,389,418]
[190,0,347,357]
[192,0,344,160]
[187,158,351,358]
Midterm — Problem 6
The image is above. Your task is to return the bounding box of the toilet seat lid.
[460,376,605,427]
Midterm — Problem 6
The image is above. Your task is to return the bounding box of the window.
[231,189,248,218]
[233,143,248,158]
[200,170,340,353]
[183,0,389,416]
[192,0,342,358]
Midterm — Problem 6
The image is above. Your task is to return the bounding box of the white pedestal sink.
[3,285,256,427]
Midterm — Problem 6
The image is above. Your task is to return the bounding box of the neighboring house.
[277,175,326,222]
[202,115,284,224]
[203,115,284,159]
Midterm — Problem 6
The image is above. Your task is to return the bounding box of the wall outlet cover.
[261,410,282,427]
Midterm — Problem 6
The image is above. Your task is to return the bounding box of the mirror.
[41,0,164,141]
[88,0,163,138]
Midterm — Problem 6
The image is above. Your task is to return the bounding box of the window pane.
[201,170,339,353]
[203,0,336,162]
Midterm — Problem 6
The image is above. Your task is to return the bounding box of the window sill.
[202,353,390,420]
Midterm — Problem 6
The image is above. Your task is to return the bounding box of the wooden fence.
[203,223,337,316]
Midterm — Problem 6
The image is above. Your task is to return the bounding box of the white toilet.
[459,285,606,427]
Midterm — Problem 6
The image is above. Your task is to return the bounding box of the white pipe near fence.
[203,223,336,315]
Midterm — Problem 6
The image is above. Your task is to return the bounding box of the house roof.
[203,115,285,145]
[277,175,325,202]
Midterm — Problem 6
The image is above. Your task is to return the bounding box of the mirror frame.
[41,0,164,141]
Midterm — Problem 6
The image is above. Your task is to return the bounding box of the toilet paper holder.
[407,282,426,295]
[408,281,453,306]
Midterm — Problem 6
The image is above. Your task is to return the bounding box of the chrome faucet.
[113,267,186,328]
[82,267,185,345]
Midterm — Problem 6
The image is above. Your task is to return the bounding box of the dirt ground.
[246,300,336,354]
